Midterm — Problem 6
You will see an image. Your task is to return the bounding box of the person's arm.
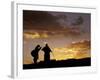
[51,49,52,52]
[38,46,41,50]
[49,48,52,52]
[41,47,43,51]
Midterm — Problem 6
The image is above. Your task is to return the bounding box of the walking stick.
[51,51,55,60]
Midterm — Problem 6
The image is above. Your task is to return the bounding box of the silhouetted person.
[31,45,41,64]
[42,44,52,62]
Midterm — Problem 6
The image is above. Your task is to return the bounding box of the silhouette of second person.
[42,43,52,62]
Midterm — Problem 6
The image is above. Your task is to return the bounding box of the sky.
[23,10,91,64]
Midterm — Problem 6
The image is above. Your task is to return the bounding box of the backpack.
[31,50,35,57]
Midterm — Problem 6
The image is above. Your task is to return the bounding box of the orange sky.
[23,32,90,64]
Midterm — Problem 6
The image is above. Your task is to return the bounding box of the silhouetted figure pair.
[31,44,52,64]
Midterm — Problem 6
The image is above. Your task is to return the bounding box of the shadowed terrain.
[23,58,91,69]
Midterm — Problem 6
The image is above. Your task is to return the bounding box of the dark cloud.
[72,16,84,25]
[23,10,91,36]
[23,10,62,30]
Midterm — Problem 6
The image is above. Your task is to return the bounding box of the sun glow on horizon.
[23,38,90,64]
[51,45,90,61]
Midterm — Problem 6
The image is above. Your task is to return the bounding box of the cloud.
[23,10,90,36]
[24,31,49,39]
[53,40,90,60]
[23,10,62,30]
[23,27,81,39]
[72,16,84,25]
[67,40,90,50]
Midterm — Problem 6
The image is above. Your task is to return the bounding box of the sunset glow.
[23,10,91,65]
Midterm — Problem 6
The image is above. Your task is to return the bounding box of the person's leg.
[32,58,34,63]
[34,57,37,64]
[34,56,38,64]
[46,53,50,61]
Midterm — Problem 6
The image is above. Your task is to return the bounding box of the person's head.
[37,45,40,47]
[35,45,40,49]
[43,42,48,46]
[45,43,48,47]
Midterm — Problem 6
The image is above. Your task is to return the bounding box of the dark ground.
[23,58,91,69]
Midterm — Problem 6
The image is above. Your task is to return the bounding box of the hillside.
[23,58,91,69]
